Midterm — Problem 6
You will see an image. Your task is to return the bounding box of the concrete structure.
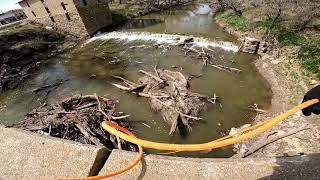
[1,125,320,179]
[101,149,320,179]
[18,0,112,38]
[0,9,26,25]
[0,126,110,180]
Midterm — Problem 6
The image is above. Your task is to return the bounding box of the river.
[0,4,272,157]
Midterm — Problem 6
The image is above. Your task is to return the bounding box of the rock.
[229,127,238,136]
[310,80,318,85]
[258,41,273,54]
[176,37,194,46]
[171,65,178,68]
[229,124,251,136]
[184,37,194,43]
[271,60,282,64]
[239,37,260,54]
[45,26,53,30]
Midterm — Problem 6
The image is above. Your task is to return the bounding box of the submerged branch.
[209,64,242,74]
[139,70,164,83]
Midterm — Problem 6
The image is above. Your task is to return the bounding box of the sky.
[0,0,21,13]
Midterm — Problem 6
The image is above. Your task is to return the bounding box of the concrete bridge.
[0,125,319,179]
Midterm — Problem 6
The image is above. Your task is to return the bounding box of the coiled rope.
[55,122,143,180]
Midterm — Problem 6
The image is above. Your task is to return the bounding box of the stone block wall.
[239,37,273,55]
[74,0,112,35]
[33,12,89,38]
[19,0,112,38]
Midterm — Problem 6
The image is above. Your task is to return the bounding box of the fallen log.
[75,123,104,147]
[111,75,139,87]
[33,79,64,93]
[139,70,164,83]
[111,83,131,91]
[112,114,130,120]
[242,126,310,158]
[209,64,242,74]
[111,83,169,98]
[74,103,97,110]
[248,107,268,113]
[129,84,147,93]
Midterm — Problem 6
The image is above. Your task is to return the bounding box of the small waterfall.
[88,32,239,52]
[193,4,214,16]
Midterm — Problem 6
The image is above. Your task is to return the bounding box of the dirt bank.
[215,15,320,158]
[0,24,78,93]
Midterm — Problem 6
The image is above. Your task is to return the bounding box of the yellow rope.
[52,122,143,180]
[101,99,319,152]
[51,99,318,179]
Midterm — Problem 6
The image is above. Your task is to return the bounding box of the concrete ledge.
[0,126,110,180]
[101,149,320,180]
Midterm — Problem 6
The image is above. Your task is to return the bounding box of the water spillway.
[89,31,239,52]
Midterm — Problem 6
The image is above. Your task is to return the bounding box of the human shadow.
[260,153,320,180]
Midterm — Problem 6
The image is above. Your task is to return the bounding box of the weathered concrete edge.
[104,149,320,164]
[100,149,320,179]
[0,125,111,178]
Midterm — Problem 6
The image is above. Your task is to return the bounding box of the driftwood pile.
[179,39,242,74]
[13,94,136,151]
[112,68,218,135]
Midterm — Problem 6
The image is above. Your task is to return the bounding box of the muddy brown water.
[0,4,272,157]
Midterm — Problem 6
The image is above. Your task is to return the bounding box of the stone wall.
[74,0,112,35]
[19,0,89,38]
[239,37,273,55]
[18,0,111,38]
[19,0,49,19]
[33,12,89,39]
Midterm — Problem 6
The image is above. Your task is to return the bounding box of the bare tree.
[255,0,286,23]
[251,0,320,31]
[292,0,320,31]
[222,0,245,15]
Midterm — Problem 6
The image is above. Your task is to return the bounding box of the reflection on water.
[0,4,272,158]
[122,4,236,42]
[123,19,163,29]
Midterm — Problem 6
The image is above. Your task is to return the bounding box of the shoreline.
[215,16,320,158]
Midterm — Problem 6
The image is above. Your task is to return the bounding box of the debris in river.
[209,64,242,74]
[183,46,214,66]
[13,94,137,151]
[32,79,67,94]
[247,103,268,113]
[112,69,218,135]
[177,37,194,46]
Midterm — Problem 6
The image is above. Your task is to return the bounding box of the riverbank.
[215,10,320,158]
[0,24,82,93]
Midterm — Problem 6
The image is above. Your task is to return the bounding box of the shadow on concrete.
[260,154,320,180]
[89,148,111,176]
[136,158,147,180]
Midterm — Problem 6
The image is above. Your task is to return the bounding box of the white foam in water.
[194,4,213,16]
[88,32,239,52]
